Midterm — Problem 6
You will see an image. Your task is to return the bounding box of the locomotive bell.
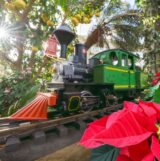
[54,24,75,58]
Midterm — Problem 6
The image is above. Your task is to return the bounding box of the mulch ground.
[35,143,91,161]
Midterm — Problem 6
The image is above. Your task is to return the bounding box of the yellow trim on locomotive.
[105,66,135,74]
[67,96,80,111]
[115,85,136,89]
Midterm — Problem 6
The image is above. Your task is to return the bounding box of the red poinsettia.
[80,101,160,161]
[152,72,160,85]
[156,72,160,77]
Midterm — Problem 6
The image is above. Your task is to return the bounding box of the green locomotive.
[91,49,147,99]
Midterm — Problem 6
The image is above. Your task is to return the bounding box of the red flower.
[156,72,160,77]
[151,136,160,160]
[152,77,160,85]
[139,101,160,119]
[117,140,154,161]
[152,72,160,85]
[80,101,160,161]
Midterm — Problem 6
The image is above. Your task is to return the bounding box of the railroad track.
[0,103,123,161]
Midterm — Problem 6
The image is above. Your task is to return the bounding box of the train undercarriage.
[47,82,117,115]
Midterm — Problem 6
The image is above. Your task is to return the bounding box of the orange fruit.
[71,17,79,26]
[47,20,54,26]
[75,14,81,21]
[95,12,100,17]
[32,46,38,52]
[14,0,26,9]
[5,2,16,11]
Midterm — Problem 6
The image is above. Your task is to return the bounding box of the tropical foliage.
[136,0,160,73]
[144,72,160,104]
[85,0,143,51]
[0,71,39,116]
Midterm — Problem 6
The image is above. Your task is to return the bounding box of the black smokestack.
[54,24,75,58]
[75,44,87,65]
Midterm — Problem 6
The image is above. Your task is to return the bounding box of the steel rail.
[0,104,122,143]
[0,103,123,161]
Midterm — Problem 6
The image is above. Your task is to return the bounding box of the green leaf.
[90,145,120,161]
[153,87,160,104]
[144,82,160,99]
[18,85,40,108]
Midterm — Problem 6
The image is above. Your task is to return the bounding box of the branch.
[27,24,42,70]
[15,43,24,71]
[61,12,68,25]
[19,0,36,23]
[32,56,49,82]
[0,51,14,64]
[28,51,36,69]
[0,50,21,70]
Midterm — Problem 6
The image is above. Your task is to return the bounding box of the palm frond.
[106,10,140,25]
[103,0,129,17]
[85,26,104,49]
[111,29,143,51]
[112,24,142,34]
[85,0,143,51]
[103,35,111,49]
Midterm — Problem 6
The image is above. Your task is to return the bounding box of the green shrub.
[0,71,39,116]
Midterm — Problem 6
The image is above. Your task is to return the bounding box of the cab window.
[109,52,118,66]
[97,53,108,64]
[122,54,127,67]
[128,56,134,70]
[100,54,107,62]
[100,54,106,60]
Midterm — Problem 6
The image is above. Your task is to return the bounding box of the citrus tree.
[0,0,103,79]
[0,0,104,116]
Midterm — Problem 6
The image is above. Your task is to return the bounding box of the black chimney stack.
[54,24,75,58]
[75,44,87,65]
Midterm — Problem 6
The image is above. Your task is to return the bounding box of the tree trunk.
[28,51,36,69]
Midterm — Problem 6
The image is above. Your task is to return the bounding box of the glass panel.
[122,54,127,66]
[128,56,134,69]
[109,52,118,66]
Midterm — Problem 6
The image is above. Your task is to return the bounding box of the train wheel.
[80,91,99,111]
[105,91,118,106]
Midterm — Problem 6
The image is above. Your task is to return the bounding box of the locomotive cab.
[91,49,142,98]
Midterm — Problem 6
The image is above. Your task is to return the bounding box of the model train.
[47,24,147,113]
[10,24,147,120]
